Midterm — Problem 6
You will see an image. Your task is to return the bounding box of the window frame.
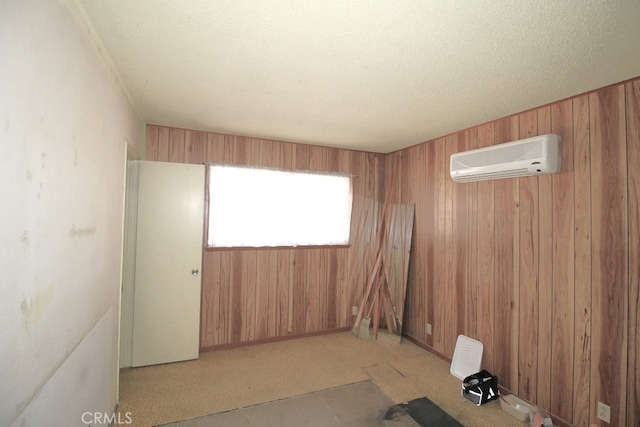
[204,163,354,250]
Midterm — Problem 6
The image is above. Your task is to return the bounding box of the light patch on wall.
[69,224,97,238]
[20,284,54,331]
[20,230,30,247]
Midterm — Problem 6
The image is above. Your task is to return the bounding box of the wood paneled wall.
[391,78,640,427]
[145,126,384,348]
[145,76,639,426]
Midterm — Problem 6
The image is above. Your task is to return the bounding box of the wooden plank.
[626,79,640,427]
[145,125,159,161]
[493,116,520,392]
[206,133,225,163]
[475,122,495,373]
[589,83,628,427]
[321,141,339,329]
[411,146,425,341]
[278,142,293,336]
[156,126,170,162]
[185,130,207,164]
[348,153,368,329]
[326,249,338,329]
[384,203,414,337]
[168,128,185,163]
[308,146,323,332]
[199,250,219,348]
[399,150,413,338]
[256,139,278,339]
[243,250,257,342]
[517,109,539,402]
[206,134,229,346]
[550,99,575,421]
[572,93,592,427]
[434,136,447,353]
[464,128,479,339]
[255,251,270,340]
[291,250,306,335]
[244,140,261,342]
[366,152,382,295]
[536,105,553,410]
[267,249,278,337]
[443,134,455,356]
[337,149,352,327]
[405,146,424,341]
[277,249,291,336]
[451,132,469,350]
[305,249,320,333]
[229,251,243,344]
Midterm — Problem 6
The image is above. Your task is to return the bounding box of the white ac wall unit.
[450,134,561,183]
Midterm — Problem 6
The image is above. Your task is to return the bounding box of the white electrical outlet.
[352,306,358,316]
[426,323,432,335]
[597,401,611,423]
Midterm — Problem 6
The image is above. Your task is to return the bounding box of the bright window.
[207,164,353,248]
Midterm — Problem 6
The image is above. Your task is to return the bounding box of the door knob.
[191,268,199,276]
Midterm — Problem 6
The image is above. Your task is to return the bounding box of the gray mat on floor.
[157,380,442,426]
[385,396,464,427]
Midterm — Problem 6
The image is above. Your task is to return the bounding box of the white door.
[131,161,204,367]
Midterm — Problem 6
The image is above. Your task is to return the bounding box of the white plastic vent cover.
[450,334,483,380]
[450,134,561,183]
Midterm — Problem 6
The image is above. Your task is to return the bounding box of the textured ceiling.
[77,1,640,153]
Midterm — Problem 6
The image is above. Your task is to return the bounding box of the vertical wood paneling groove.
[493,116,520,392]
[185,131,207,164]
[145,125,159,161]
[626,80,640,427]
[230,251,243,344]
[536,106,553,410]
[435,137,446,351]
[200,250,219,347]
[416,145,428,343]
[465,129,478,339]
[423,143,435,346]
[572,94,592,427]
[550,99,575,421]
[444,135,455,356]
[517,110,539,402]
[157,126,170,162]
[218,250,230,345]
[168,128,185,163]
[589,85,628,426]
[452,132,469,344]
[475,123,495,373]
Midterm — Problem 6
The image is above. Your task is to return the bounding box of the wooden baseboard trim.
[401,333,453,364]
[199,327,352,353]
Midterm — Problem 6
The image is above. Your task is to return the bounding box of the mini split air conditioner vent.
[450,134,562,183]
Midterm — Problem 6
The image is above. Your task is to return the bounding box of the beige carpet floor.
[118,332,524,427]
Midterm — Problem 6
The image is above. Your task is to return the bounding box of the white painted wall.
[0,1,142,425]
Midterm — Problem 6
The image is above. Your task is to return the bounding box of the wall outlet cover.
[597,401,610,423]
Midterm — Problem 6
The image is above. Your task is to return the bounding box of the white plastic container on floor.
[500,394,531,422]
[450,335,483,380]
